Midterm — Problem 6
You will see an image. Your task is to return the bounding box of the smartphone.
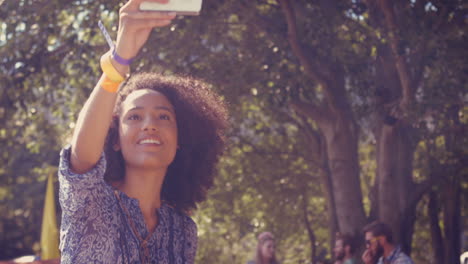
[139,0,203,16]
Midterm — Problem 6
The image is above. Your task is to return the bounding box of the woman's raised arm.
[70,0,175,173]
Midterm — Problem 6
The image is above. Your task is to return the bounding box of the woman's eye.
[159,114,171,121]
[128,114,141,120]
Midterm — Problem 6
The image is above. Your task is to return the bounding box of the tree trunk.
[321,164,339,253]
[442,176,461,264]
[442,105,463,264]
[279,0,367,237]
[376,121,417,251]
[370,1,420,249]
[303,198,317,264]
[428,191,445,264]
[320,110,367,235]
[316,129,339,252]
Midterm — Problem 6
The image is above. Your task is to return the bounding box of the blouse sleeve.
[185,217,198,263]
[58,145,119,262]
[58,145,108,213]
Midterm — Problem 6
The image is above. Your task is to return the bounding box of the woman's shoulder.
[160,203,197,247]
[162,203,197,228]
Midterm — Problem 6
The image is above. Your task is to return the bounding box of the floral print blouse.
[58,146,197,263]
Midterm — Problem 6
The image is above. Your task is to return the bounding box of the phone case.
[139,0,202,15]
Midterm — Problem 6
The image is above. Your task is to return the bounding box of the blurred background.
[0,0,466,263]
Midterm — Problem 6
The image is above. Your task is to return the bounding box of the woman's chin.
[125,159,171,170]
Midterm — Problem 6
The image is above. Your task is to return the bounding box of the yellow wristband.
[100,52,125,82]
[99,74,121,93]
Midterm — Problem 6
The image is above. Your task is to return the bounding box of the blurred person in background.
[247,232,280,264]
[333,233,357,264]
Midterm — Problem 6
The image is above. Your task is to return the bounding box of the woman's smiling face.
[117,89,178,171]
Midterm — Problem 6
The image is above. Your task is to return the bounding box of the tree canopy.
[0,0,466,263]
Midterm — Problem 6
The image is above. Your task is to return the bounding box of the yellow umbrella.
[40,173,60,259]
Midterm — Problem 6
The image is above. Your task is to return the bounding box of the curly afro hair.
[104,72,229,213]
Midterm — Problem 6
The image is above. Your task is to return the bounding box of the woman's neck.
[118,166,166,222]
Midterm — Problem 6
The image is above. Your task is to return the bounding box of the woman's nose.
[142,117,158,131]
[143,126,157,131]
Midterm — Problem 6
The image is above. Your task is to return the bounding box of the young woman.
[58,0,228,263]
[247,232,280,264]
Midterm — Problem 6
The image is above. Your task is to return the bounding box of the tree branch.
[378,0,414,110]
[290,99,329,127]
[277,0,328,87]
[302,193,317,264]
[428,191,445,264]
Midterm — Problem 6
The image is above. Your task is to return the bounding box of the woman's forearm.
[70,74,119,173]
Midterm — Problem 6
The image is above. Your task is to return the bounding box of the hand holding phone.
[110,0,176,63]
[139,0,203,15]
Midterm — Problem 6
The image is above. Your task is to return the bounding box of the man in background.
[362,221,414,264]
